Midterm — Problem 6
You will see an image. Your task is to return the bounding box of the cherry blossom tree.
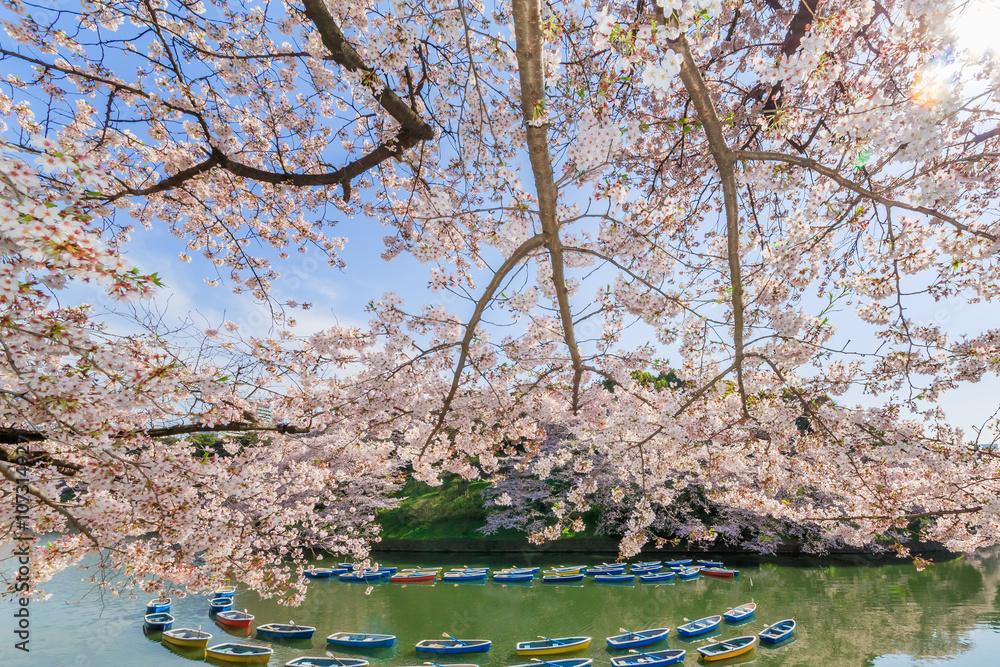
[3,0,1000,601]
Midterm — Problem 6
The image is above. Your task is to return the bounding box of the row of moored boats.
[304,560,739,584]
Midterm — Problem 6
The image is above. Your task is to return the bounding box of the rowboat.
[210,597,234,612]
[631,560,661,568]
[516,636,591,655]
[304,568,335,579]
[494,572,534,582]
[664,559,692,566]
[639,572,675,582]
[696,560,723,568]
[630,564,663,574]
[206,642,273,663]
[415,638,492,654]
[587,565,626,575]
[696,635,757,661]
[675,615,722,637]
[216,610,255,628]
[542,566,585,574]
[702,567,739,579]
[758,619,795,643]
[338,562,358,569]
[376,566,398,575]
[499,566,540,574]
[442,570,488,582]
[402,566,443,573]
[390,571,437,583]
[162,627,212,648]
[339,570,387,582]
[605,627,670,649]
[326,632,397,648]
[510,660,592,667]
[146,597,171,613]
[257,622,316,639]
[213,585,237,598]
[144,613,174,631]
[609,649,686,667]
[595,573,635,584]
[723,603,757,622]
[676,567,701,580]
[542,573,584,583]
[285,659,370,667]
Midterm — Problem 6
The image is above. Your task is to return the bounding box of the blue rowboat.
[415,638,491,654]
[639,572,675,582]
[758,619,795,643]
[696,560,723,568]
[206,642,273,663]
[213,585,237,598]
[144,612,174,631]
[542,573,584,583]
[500,566,540,574]
[516,636,591,655]
[664,559,692,566]
[285,659,370,667]
[338,562,358,570]
[676,567,701,580]
[305,568,334,579]
[146,597,170,613]
[443,571,487,582]
[723,603,757,622]
[610,649,685,667]
[631,561,661,567]
[594,574,635,584]
[209,597,234,612]
[587,565,626,576]
[339,570,386,582]
[327,632,396,649]
[676,615,722,637]
[257,622,316,639]
[510,660,592,667]
[605,628,670,649]
[494,572,534,582]
[630,564,663,574]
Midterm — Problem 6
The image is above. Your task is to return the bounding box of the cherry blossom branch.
[735,151,999,242]
[419,233,547,455]
[664,25,749,416]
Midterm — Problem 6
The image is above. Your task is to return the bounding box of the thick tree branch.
[736,150,999,242]
[512,0,586,412]
[0,460,104,548]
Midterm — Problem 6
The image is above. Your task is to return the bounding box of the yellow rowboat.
[162,627,212,648]
[206,642,273,663]
[696,635,757,662]
[516,636,591,655]
[541,566,585,575]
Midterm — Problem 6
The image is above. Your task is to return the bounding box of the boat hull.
[494,573,533,582]
[542,573,584,583]
[162,629,211,648]
[326,633,396,649]
[702,568,739,579]
[215,611,254,628]
[206,643,273,663]
[390,573,436,583]
[516,637,591,655]
[723,604,756,622]
[696,636,757,661]
[415,639,491,654]
[304,569,334,579]
[758,620,795,643]
[595,574,635,584]
[639,572,675,582]
[210,598,234,612]
[144,613,174,631]
[676,616,722,637]
[606,628,669,649]
[257,624,316,640]
[609,650,685,667]
[510,660,592,667]
[285,660,370,667]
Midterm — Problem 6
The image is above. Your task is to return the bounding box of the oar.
[442,632,468,645]
[424,662,451,667]
[618,627,641,638]
[531,658,569,667]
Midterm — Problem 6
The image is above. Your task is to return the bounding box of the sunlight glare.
[950,0,1000,56]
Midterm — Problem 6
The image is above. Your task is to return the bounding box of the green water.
[3,551,1000,666]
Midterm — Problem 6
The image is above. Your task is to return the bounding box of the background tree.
[3,0,1000,600]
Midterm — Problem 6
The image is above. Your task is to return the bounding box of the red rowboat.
[215,610,255,628]
[390,572,436,583]
[701,567,739,579]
